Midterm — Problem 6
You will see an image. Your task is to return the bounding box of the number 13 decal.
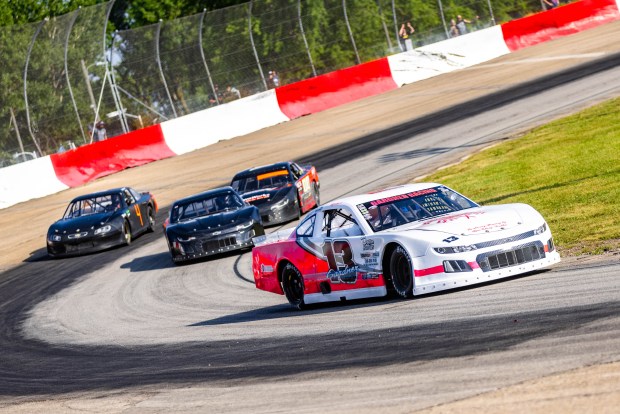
[323,240,357,283]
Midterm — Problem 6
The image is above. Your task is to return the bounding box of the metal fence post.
[298,0,317,77]
[199,9,220,105]
[342,0,361,65]
[23,19,46,156]
[155,20,178,118]
[391,0,399,50]
[486,0,496,25]
[376,0,393,52]
[437,0,449,39]
[107,31,129,134]
[65,8,87,143]
[249,1,268,90]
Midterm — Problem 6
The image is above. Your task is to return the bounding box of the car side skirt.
[304,286,387,305]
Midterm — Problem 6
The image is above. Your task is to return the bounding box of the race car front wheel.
[146,206,155,232]
[389,246,413,298]
[282,263,306,310]
[122,221,132,246]
[313,182,320,207]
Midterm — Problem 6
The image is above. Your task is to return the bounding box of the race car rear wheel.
[313,182,320,207]
[146,206,155,232]
[389,246,413,298]
[282,262,306,310]
[122,221,132,246]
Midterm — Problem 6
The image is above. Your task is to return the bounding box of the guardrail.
[1,0,618,210]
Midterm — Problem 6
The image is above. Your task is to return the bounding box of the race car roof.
[70,187,129,202]
[171,186,239,205]
[325,183,445,207]
[232,162,292,179]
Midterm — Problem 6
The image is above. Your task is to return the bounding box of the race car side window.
[290,163,303,180]
[321,208,362,238]
[296,214,315,237]
[124,189,136,206]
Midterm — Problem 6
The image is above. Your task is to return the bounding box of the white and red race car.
[252,183,560,309]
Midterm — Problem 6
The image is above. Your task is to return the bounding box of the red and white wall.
[1,0,618,209]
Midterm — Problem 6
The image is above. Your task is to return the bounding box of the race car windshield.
[232,169,292,193]
[171,192,245,223]
[63,194,121,218]
[357,186,478,232]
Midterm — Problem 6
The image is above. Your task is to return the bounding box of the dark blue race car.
[164,187,265,263]
[47,187,158,257]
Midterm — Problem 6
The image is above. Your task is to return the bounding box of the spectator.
[449,19,459,38]
[474,15,484,31]
[543,0,559,10]
[226,85,241,99]
[268,71,280,88]
[93,121,107,142]
[456,15,471,35]
[398,21,415,51]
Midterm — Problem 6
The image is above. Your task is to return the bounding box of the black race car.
[231,161,320,226]
[164,187,265,263]
[47,187,158,257]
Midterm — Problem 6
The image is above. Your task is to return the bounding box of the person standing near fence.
[93,121,107,142]
[456,15,471,35]
[543,0,559,10]
[399,21,415,51]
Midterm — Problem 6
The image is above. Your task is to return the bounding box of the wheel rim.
[124,224,131,244]
[148,209,155,229]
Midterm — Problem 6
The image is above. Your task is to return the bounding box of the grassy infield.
[421,97,620,256]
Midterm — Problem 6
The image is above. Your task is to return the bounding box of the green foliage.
[423,98,620,255]
[0,0,580,156]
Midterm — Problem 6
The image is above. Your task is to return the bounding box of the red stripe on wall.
[50,124,176,188]
[275,58,398,120]
[501,0,620,52]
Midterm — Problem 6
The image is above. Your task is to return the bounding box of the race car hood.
[240,185,294,207]
[49,213,117,233]
[169,208,254,234]
[400,205,528,237]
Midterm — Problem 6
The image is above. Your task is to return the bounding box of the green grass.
[420,97,620,256]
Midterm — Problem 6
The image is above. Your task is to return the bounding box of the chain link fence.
[0,0,572,166]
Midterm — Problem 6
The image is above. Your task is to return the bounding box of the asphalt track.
[1,29,620,412]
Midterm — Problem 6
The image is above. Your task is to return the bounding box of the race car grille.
[471,229,539,250]
[203,237,237,252]
[476,241,545,272]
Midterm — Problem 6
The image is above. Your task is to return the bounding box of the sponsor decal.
[260,264,274,273]
[370,188,437,206]
[302,176,310,193]
[134,204,144,226]
[467,221,507,233]
[327,266,359,284]
[362,238,375,251]
[257,170,288,180]
[245,194,270,203]
[423,211,486,225]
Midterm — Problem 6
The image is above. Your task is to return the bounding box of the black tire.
[389,246,413,298]
[122,221,132,246]
[146,206,155,232]
[313,182,320,208]
[282,263,306,310]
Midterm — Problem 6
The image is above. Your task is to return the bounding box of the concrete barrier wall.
[1,0,618,209]
[161,90,288,156]
[0,156,69,210]
[275,58,397,119]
